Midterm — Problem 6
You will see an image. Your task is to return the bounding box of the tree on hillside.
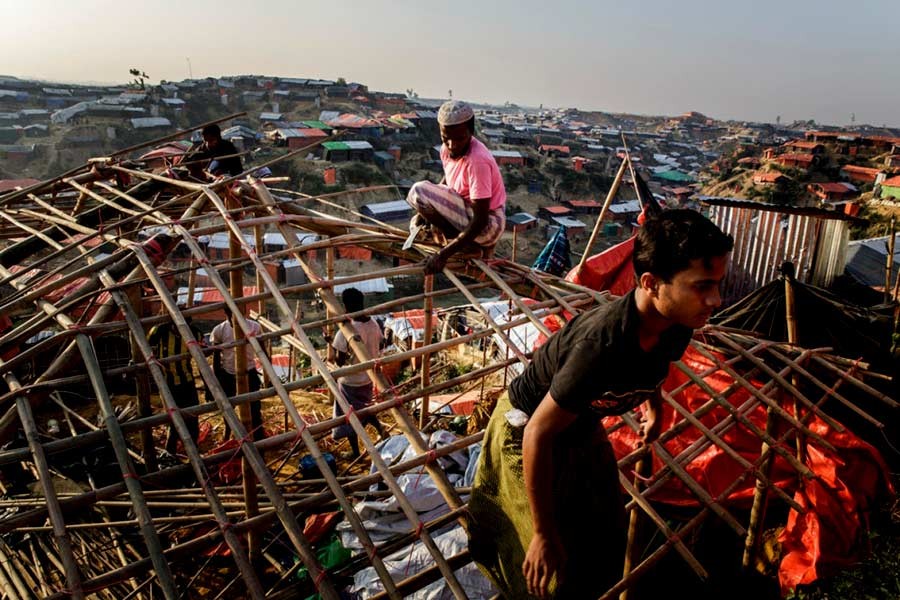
[336,77,347,86]
[129,68,149,90]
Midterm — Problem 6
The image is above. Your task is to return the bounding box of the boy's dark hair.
[633,209,733,282]
[202,124,222,138]
[341,287,364,313]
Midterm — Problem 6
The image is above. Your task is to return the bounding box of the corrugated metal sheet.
[130,117,171,129]
[263,232,318,247]
[360,200,411,216]
[707,202,850,303]
[552,216,586,229]
[334,277,392,295]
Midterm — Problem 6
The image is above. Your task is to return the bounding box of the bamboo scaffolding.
[0,140,895,600]
[250,184,468,597]
[130,243,342,600]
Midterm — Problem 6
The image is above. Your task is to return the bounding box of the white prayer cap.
[437,100,474,126]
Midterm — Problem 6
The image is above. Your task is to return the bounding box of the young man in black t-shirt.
[469,209,734,599]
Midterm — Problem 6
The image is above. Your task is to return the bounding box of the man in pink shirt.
[406,100,506,274]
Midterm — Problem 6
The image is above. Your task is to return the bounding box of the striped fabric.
[532,226,571,276]
[147,323,197,386]
[406,181,505,246]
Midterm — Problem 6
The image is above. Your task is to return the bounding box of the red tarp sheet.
[566,236,636,296]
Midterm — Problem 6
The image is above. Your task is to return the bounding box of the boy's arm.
[522,392,578,597]
[639,389,664,444]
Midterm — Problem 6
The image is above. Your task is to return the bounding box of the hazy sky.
[2,0,897,126]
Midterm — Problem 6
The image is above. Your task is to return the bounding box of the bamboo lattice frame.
[0,121,895,599]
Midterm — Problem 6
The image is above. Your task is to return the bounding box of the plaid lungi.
[468,392,626,599]
[406,181,505,246]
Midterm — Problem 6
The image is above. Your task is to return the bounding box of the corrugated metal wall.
[709,205,848,304]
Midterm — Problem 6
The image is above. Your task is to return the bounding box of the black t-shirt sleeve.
[547,338,603,414]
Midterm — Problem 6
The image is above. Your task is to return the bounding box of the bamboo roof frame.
[0,121,895,599]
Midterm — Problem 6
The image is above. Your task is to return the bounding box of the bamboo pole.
[419,274,434,430]
[809,355,899,408]
[254,224,266,318]
[618,469,708,579]
[577,158,628,270]
[742,401,779,569]
[885,218,895,304]
[783,266,806,466]
[0,544,25,600]
[765,348,884,428]
[620,453,651,600]
[186,257,198,308]
[709,331,844,435]
[128,288,158,470]
[325,239,336,407]
[226,192,261,560]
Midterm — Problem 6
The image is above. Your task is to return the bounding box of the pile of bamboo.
[0,119,895,599]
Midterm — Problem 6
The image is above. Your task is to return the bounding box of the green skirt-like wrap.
[468,392,626,599]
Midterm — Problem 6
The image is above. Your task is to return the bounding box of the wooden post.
[228,194,260,560]
[620,455,651,600]
[419,274,434,430]
[254,224,269,394]
[783,264,804,464]
[743,264,801,571]
[186,257,198,308]
[128,288,158,471]
[325,241,336,401]
[254,224,266,317]
[577,158,628,270]
[511,227,518,263]
[885,218,895,304]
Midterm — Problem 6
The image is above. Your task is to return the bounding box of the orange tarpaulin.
[605,346,891,593]
[338,245,373,260]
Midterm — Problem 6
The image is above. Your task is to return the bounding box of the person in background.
[330,287,387,458]
[188,124,243,179]
[210,307,264,441]
[147,315,202,454]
